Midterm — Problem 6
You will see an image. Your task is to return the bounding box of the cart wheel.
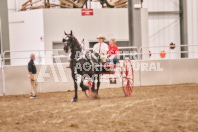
[84,78,94,98]
[121,58,134,97]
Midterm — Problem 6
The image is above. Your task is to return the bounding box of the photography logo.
[37,51,164,83]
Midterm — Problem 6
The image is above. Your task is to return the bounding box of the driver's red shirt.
[108,44,119,56]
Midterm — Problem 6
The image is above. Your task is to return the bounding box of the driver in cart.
[93,34,109,60]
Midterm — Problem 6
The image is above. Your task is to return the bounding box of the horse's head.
[63,30,74,53]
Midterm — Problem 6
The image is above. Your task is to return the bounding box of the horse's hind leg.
[80,76,89,91]
[91,75,96,92]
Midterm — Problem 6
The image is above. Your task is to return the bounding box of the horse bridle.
[64,35,84,61]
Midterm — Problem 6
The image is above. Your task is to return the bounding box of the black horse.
[63,31,101,102]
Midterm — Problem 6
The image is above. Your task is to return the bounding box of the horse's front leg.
[71,72,78,102]
[96,74,101,95]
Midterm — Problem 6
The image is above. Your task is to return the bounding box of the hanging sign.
[81,9,93,16]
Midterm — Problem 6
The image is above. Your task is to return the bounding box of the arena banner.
[81,9,93,16]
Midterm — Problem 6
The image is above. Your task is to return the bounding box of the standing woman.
[107,38,119,64]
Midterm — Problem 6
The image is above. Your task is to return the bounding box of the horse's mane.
[72,36,83,50]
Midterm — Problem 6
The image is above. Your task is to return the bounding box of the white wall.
[43,8,181,59]
[9,10,45,65]
[43,9,129,50]
[2,58,198,96]
[148,14,181,60]
[7,8,182,65]
[140,59,198,85]
[2,63,124,95]
[143,0,181,59]
[7,1,183,65]
[187,0,198,58]
[7,0,16,12]
[42,8,181,50]
[143,0,179,11]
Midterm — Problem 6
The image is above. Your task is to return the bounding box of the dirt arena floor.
[0,83,198,132]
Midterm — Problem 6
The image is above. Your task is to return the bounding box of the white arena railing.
[2,45,198,66]
[139,45,198,60]
[2,47,139,66]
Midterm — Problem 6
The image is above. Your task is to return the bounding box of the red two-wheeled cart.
[83,58,134,98]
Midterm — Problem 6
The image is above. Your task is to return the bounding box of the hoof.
[92,95,100,100]
[80,83,89,91]
[71,98,78,102]
[92,89,97,93]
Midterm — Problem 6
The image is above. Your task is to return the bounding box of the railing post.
[169,44,170,59]
[1,52,5,96]
[138,47,142,86]
[39,50,41,65]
